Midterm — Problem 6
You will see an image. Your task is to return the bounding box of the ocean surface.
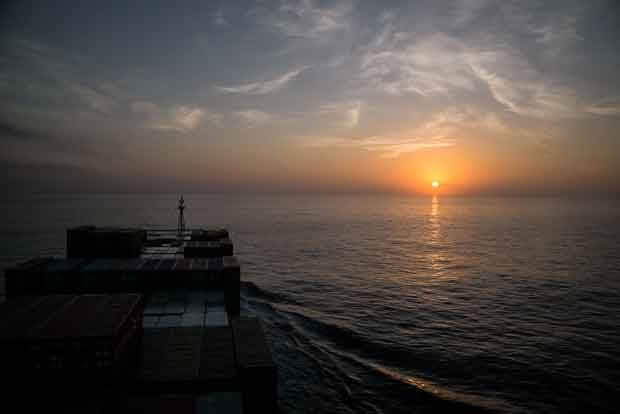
[1,194,619,413]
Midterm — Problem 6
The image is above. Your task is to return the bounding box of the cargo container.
[232,317,277,413]
[1,223,276,412]
[4,257,54,296]
[116,392,243,414]
[5,257,240,303]
[67,226,146,258]
[0,294,143,384]
[184,240,233,258]
[190,228,229,242]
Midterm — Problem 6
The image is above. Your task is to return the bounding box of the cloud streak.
[305,134,455,159]
[465,50,579,119]
[216,67,307,95]
[69,83,117,114]
[233,109,272,127]
[318,101,361,128]
[360,30,477,97]
[251,0,352,39]
[584,98,620,117]
[303,106,512,158]
[359,9,589,120]
[303,108,493,158]
[131,102,220,132]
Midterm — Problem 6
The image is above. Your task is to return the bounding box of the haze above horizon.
[1,1,619,196]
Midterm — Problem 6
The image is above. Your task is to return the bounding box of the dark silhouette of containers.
[66,226,231,258]
[135,321,276,412]
[67,226,146,258]
[184,240,234,258]
[232,317,278,413]
[4,257,53,295]
[191,229,229,241]
[1,226,276,412]
[138,326,237,393]
[0,294,143,382]
[116,393,243,413]
[5,256,241,314]
[3,257,89,294]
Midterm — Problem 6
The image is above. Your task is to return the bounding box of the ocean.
[1,194,618,413]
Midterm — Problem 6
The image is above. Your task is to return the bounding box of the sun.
[431,180,440,188]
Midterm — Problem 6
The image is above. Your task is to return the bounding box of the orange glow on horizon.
[388,146,499,195]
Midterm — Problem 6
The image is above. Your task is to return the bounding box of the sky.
[1,0,619,195]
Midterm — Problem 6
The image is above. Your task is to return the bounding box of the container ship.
[0,197,276,413]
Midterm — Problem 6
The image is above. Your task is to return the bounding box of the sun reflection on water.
[427,195,445,275]
[429,195,440,245]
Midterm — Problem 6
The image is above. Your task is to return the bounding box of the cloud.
[216,67,307,95]
[69,83,116,114]
[130,101,158,115]
[212,10,227,26]
[172,106,206,130]
[0,120,50,142]
[450,0,490,26]
[203,111,224,127]
[131,101,219,132]
[233,109,272,127]
[1,38,120,116]
[585,98,620,116]
[319,101,361,128]
[465,50,580,119]
[251,0,352,39]
[304,109,466,158]
[303,106,511,158]
[357,5,595,121]
[346,104,360,128]
[361,31,477,97]
[531,16,582,55]
[305,134,454,159]
[360,13,582,120]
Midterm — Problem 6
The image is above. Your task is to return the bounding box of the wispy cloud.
[303,106,511,158]
[360,11,583,120]
[531,16,582,55]
[585,98,620,117]
[450,0,490,27]
[212,9,227,26]
[361,31,476,97]
[305,134,454,159]
[172,106,207,130]
[251,0,352,39]
[303,109,488,158]
[131,101,219,132]
[1,38,119,116]
[216,67,307,95]
[233,109,272,127]
[345,104,360,129]
[318,100,361,128]
[69,83,116,114]
[466,50,579,119]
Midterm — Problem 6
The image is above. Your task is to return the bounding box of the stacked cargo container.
[5,256,241,306]
[0,226,276,413]
[0,294,143,380]
[67,226,146,258]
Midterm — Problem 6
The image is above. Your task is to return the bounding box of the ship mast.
[177,195,186,239]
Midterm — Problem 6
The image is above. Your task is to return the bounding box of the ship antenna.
[177,195,186,239]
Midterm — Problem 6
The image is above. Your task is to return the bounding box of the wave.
[240,280,304,307]
[241,280,510,414]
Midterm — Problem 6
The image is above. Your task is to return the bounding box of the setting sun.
[432,180,440,188]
